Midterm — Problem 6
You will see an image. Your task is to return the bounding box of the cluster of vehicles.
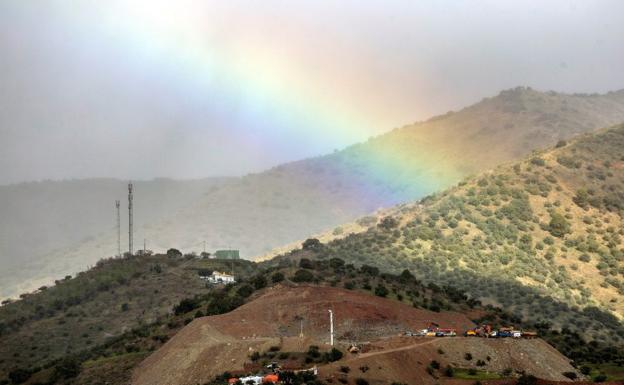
[405,323,537,339]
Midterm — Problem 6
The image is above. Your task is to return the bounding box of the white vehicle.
[512,331,522,338]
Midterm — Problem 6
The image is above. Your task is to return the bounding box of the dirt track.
[322,337,580,384]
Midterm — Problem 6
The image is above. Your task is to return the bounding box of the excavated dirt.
[132,285,578,385]
[321,336,580,384]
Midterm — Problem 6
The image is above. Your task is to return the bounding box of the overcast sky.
[1,0,624,184]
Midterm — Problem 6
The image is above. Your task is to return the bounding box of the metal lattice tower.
[128,183,133,255]
[115,200,121,257]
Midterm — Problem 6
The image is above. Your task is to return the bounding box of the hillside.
[132,286,575,385]
[6,87,624,300]
[1,251,568,385]
[2,245,621,384]
[271,124,624,343]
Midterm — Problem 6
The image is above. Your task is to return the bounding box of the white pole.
[328,310,334,346]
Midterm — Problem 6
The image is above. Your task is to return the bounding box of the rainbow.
[50,3,460,204]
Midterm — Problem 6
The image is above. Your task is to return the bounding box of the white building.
[201,271,236,284]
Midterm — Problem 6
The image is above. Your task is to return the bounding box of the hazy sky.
[1,0,624,184]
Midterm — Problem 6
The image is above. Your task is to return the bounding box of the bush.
[594,374,607,383]
[517,374,537,385]
[166,248,182,258]
[548,211,571,238]
[302,238,323,252]
[174,297,200,315]
[374,285,389,297]
[562,372,577,380]
[430,360,440,369]
[236,285,254,298]
[8,368,31,384]
[464,352,473,360]
[444,366,455,377]
[325,348,343,362]
[252,275,267,290]
[53,357,81,380]
[271,272,284,283]
[299,258,314,269]
[293,269,315,283]
[355,379,369,385]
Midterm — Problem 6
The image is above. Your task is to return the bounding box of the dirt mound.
[322,337,580,384]
[132,285,474,385]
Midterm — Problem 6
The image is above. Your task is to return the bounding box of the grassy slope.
[274,124,624,344]
[5,88,624,300]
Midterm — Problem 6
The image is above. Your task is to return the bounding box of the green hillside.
[0,253,509,384]
[273,124,624,344]
[5,88,624,301]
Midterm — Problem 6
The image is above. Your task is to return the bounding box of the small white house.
[201,271,236,284]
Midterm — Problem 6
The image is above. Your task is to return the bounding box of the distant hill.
[4,87,624,299]
[273,124,624,340]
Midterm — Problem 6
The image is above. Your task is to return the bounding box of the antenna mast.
[115,200,121,257]
[128,183,133,255]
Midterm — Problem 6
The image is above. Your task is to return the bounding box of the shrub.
[430,360,440,369]
[271,272,284,283]
[517,374,537,385]
[444,366,455,377]
[562,372,577,380]
[8,368,31,384]
[299,258,314,269]
[374,285,389,297]
[236,285,254,298]
[464,352,473,361]
[166,248,182,258]
[53,357,81,380]
[355,379,369,385]
[594,374,607,382]
[339,366,350,373]
[302,238,323,252]
[325,348,343,362]
[293,269,315,283]
[548,211,571,237]
[252,275,267,290]
[174,297,200,315]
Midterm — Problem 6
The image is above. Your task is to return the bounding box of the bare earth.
[132,285,578,385]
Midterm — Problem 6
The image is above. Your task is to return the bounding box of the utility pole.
[328,310,334,346]
[115,200,121,257]
[203,240,206,254]
[128,183,133,255]
[143,238,146,255]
